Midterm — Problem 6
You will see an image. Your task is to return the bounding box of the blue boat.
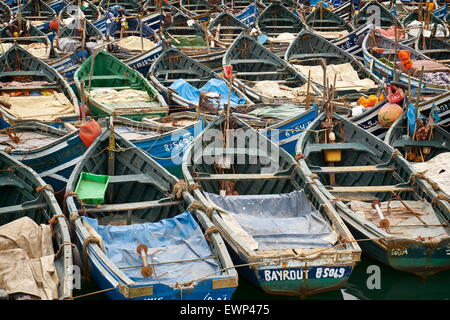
[182,115,361,297]
[65,126,238,300]
[261,107,319,156]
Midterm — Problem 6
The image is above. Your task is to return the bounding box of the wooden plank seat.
[391,139,450,150]
[194,173,291,181]
[305,142,380,157]
[84,199,183,213]
[83,75,129,81]
[0,200,47,215]
[108,174,159,185]
[310,19,342,25]
[0,84,60,90]
[235,71,288,77]
[311,165,395,174]
[326,185,414,193]
[0,71,46,78]
[229,59,279,66]
[288,52,342,60]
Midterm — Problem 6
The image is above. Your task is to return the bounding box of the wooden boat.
[0,0,11,23]
[306,3,355,41]
[222,0,255,12]
[182,114,361,297]
[295,109,450,276]
[17,0,56,27]
[402,8,450,37]
[259,0,297,8]
[149,46,251,113]
[234,2,260,28]
[74,50,168,120]
[0,18,52,59]
[331,23,373,57]
[0,150,73,299]
[332,0,354,21]
[362,31,450,91]
[256,2,306,56]
[99,0,142,15]
[353,1,402,28]
[223,32,321,103]
[65,125,238,300]
[0,44,79,123]
[285,29,382,102]
[180,0,218,16]
[207,10,248,48]
[59,0,101,23]
[161,7,226,70]
[410,34,450,66]
[384,106,450,163]
[112,115,206,178]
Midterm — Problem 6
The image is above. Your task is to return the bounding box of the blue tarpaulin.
[169,78,246,108]
[84,211,219,285]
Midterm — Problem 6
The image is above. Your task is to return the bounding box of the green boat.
[0,44,79,123]
[182,114,361,297]
[223,32,321,103]
[0,0,11,24]
[180,0,218,16]
[74,50,168,120]
[353,1,402,28]
[0,151,73,300]
[295,109,450,277]
[306,3,355,40]
[59,0,102,23]
[285,29,382,102]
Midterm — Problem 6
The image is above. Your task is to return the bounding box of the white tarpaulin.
[89,88,151,104]
[293,63,377,91]
[412,152,450,195]
[252,80,309,101]
[0,217,59,300]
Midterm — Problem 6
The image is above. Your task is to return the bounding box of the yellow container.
[324,149,342,162]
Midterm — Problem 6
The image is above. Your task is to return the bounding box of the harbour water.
[77,254,450,300]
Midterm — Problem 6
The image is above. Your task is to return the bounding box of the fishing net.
[116,36,157,52]
[172,36,207,48]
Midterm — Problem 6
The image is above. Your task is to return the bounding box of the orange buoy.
[79,119,101,147]
[378,103,404,127]
[397,50,413,69]
[49,18,60,31]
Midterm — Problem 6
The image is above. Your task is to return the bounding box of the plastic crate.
[75,172,110,205]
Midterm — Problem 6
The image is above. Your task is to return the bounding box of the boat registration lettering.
[391,248,408,256]
[263,269,309,281]
[315,267,346,279]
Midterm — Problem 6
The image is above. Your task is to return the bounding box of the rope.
[36,184,54,193]
[172,180,189,198]
[187,200,214,218]
[82,236,102,281]
[204,226,220,241]
[69,287,117,300]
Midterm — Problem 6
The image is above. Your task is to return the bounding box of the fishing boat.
[0,0,11,23]
[74,50,168,120]
[99,0,142,15]
[332,0,354,21]
[285,29,381,102]
[331,23,373,57]
[149,46,251,113]
[161,6,225,70]
[180,0,218,16]
[353,1,402,28]
[17,0,56,28]
[223,32,321,104]
[0,150,73,300]
[384,105,450,163]
[256,2,306,56]
[234,2,260,28]
[0,18,52,59]
[410,34,450,66]
[182,114,361,297]
[362,31,450,91]
[402,7,450,38]
[259,0,298,8]
[0,44,80,123]
[222,0,255,12]
[306,3,355,41]
[295,107,450,276]
[207,10,248,49]
[59,0,102,23]
[112,115,206,178]
[65,124,238,300]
